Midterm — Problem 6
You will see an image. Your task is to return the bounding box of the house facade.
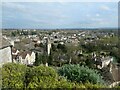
[12,49,35,65]
[19,51,35,65]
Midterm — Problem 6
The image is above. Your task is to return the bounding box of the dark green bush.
[58,64,105,84]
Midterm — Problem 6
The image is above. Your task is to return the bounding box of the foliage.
[84,82,106,89]
[34,53,41,66]
[58,64,105,85]
[0,68,2,88]
[48,52,53,65]
[110,47,120,63]
[81,36,118,53]
[57,44,67,53]
[26,65,104,88]
[30,31,37,35]
[34,53,48,66]
[51,43,57,51]
[2,63,27,88]
[25,65,86,88]
[2,63,106,89]
[11,32,16,37]
[26,65,58,88]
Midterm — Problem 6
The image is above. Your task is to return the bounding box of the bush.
[26,65,85,88]
[26,65,88,88]
[84,82,107,89]
[2,63,27,88]
[2,63,106,89]
[26,65,57,88]
[58,64,105,85]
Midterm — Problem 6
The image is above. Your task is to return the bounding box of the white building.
[18,51,35,65]
[12,50,35,65]
[46,38,51,56]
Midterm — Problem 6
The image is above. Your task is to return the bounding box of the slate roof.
[0,36,12,49]
[18,51,32,59]
[101,62,120,85]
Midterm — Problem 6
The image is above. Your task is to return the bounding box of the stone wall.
[0,46,12,67]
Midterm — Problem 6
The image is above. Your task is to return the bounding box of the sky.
[2,2,118,29]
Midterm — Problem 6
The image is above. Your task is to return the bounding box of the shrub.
[2,63,27,88]
[2,63,106,89]
[26,65,86,88]
[58,64,105,84]
[84,82,107,89]
[26,65,58,88]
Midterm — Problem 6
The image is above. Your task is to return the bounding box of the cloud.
[3,2,25,9]
[100,5,110,11]
[2,2,30,13]
[91,18,103,22]
[96,13,100,17]
[2,2,117,29]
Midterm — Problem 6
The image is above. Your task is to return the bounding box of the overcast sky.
[2,2,118,29]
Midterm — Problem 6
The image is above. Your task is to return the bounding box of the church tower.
[46,38,51,56]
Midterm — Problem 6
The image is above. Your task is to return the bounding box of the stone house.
[18,51,35,65]
[0,37,13,66]
[0,45,13,66]
[12,50,35,65]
